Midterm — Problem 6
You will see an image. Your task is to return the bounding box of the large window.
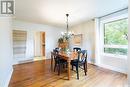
[103,18,128,56]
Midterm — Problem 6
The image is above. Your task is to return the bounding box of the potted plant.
[58,36,69,51]
[58,37,64,44]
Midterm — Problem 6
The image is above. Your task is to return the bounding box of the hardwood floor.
[9,59,127,87]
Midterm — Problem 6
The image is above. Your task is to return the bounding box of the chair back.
[73,47,81,52]
[78,50,87,62]
[53,48,60,53]
[53,48,60,59]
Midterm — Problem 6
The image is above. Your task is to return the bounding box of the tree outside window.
[104,18,128,56]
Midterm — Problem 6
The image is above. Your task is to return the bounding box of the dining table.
[51,50,78,80]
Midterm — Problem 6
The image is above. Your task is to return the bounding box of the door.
[41,32,45,56]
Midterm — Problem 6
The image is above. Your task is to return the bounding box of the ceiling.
[15,0,128,27]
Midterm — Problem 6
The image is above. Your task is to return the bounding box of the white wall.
[0,17,13,87]
[13,20,65,64]
[98,9,128,74]
[34,32,41,56]
[70,20,95,63]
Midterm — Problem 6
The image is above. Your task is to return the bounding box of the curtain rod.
[99,7,128,18]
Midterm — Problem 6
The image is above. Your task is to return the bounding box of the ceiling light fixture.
[61,14,74,38]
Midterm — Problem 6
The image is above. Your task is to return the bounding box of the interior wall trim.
[99,7,128,18]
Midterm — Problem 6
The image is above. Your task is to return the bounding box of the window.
[103,18,128,56]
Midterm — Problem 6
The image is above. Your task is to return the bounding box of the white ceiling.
[15,0,128,27]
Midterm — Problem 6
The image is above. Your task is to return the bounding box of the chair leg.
[63,64,65,69]
[58,64,61,75]
[86,62,88,72]
[76,66,79,79]
[54,62,57,72]
[66,63,67,68]
[72,65,74,70]
[84,63,87,75]
[51,55,53,69]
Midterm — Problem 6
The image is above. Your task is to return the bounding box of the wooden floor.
[9,59,127,87]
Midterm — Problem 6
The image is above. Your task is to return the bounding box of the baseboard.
[87,60,127,74]
[98,63,127,74]
[4,67,13,87]
[13,59,34,65]
[18,59,34,64]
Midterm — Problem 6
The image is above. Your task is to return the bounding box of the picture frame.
[73,34,82,45]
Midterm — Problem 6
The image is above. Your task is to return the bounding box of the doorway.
[34,31,45,61]
[41,32,45,56]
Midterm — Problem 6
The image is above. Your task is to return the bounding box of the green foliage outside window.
[104,48,127,55]
[104,18,128,55]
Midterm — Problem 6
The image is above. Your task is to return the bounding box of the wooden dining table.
[51,51,78,80]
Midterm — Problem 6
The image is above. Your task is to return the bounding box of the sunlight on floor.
[34,56,46,61]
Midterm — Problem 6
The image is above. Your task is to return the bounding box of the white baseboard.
[87,58,127,74]
[87,59,126,74]
[4,67,13,87]
[98,63,127,74]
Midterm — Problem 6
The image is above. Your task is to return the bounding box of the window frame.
[100,13,128,58]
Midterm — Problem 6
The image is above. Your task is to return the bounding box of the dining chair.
[72,47,81,70]
[73,47,81,52]
[71,50,87,79]
[53,48,67,75]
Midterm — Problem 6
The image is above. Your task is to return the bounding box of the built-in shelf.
[13,30,27,59]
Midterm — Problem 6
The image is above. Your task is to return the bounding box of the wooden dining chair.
[53,48,67,75]
[71,50,87,79]
[73,47,81,52]
[72,47,81,70]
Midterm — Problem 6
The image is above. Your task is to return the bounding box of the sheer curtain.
[94,18,101,65]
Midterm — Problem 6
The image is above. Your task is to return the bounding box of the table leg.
[67,59,71,80]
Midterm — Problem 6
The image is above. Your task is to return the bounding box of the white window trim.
[100,13,128,58]
[102,53,127,59]
[104,45,128,49]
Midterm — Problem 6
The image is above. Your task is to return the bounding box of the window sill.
[102,53,127,60]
